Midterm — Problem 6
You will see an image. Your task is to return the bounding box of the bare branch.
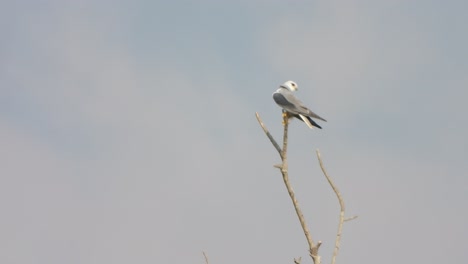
[280,113,317,257]
[310,241,322,264]
[316,149,345,264]
[256,112,320,264]
[273,164,282,169]
[344,216,358,222]
[202,251,209,264]
[294,256,302,264]
[255,112,283,158]
[280,111,289,159]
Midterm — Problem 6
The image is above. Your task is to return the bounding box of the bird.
[272,80,327,129]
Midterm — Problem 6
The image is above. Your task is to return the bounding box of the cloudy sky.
[1,1,467,263]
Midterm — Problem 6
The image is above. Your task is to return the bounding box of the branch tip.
[344,215,358,222]
[294,257,302,264]
[255,112,283,158]
[202,251,209,264]
[316,149,350,264]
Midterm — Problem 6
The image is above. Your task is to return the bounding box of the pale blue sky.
[1,1,467,263]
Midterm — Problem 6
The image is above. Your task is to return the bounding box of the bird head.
[280,80,298,91]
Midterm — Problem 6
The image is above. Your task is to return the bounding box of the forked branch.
[255,112,320,264]
[255,111,356,264]
[316,150,357,264]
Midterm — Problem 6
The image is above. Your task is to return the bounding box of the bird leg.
[282,111,290,126]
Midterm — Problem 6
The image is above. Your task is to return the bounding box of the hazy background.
[1,1,467,263]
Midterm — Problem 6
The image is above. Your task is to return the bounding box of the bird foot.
[282,112,289,126]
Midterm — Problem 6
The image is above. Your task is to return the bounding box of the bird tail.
[299,114,322,129]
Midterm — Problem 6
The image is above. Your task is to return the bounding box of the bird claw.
[282,112,289,126]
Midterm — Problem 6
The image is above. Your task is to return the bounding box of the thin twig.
[316,149,344,264]
[256,112,320,264]
[255,112,283,158]
[202,251,209,264]
[294,256,302,264]
[344,215,358,222]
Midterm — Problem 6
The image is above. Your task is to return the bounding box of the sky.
[1,1,467,263]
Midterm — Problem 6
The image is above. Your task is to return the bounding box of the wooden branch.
[256,112,320,264]
[294,256,302,264]
[344,216,358,222]
[255,112,283,158]
[316,149,346,264]
[202,251,209,264]
[280,111,289,160]
[279,113,317,262]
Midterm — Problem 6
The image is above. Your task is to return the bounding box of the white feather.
[299,114,315,129]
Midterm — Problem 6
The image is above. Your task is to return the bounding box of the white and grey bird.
[273,80,327,129]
